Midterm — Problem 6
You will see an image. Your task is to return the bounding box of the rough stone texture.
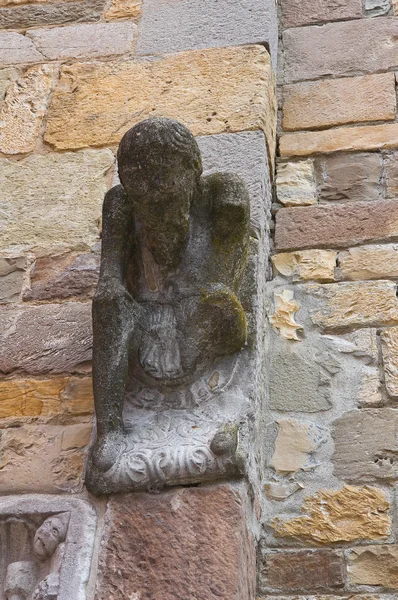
[280,123,398,158]
[394,0,398,14]
[261,550,345,592]
[364,0,391,16]
[0,64,53,155]
[357,368,383,408]
[0,303,92,375]
[0,67,18,102]
[348,545,398,588]
[44,46,276,165]
[283,74,396,131]
[0,377,93,419]
[27,22,136,60]
[272,250,336,282]
[269,290,303,340]
[0,423,91,493]
[0,0,105,30]
[263,597,381,600]
[283,17,398,83]
[0,150,114,252]
[95,485,256,600]
[315,153,382,203]
[0,32,43,67]
[270,419,326,475]
[310,281,398,330]
[275,200,398,251]
[276,160,317,206]
[330,328,379,365]
[137,0,278,67]
[332,409,398,482]
[339,245,398,281]
[384,151,398,198]
[24,250,100,301]
[0,255,26,303]
[281,0,362,28]
[103,0,141,19]
[272,486,390,543]
[381,327,398,399]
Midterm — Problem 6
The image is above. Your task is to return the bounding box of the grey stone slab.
[136,0,278,68]
[364,0,391,16]
[0,32,43,68]
[0,0,105,31]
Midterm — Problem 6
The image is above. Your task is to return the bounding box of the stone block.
[280,123,398,158]
[348,545,398,588]
[283,74,396,131]
[364,0,391,16]
[280,0,362,28]
[0,64,54,155]
[272,486,390,543]
[0,0,105,30]
[0,67,18,102]
[0,150,114,252]
[270,419,326,475]
[394,0,398,14]
[44,46,276,166]
[383,151,398,198]
[283,17,398,83]
[269,290,303,340]
[272,250,337,282]
[0,255,26,303]
[0,31,43,67]
[95,484,256,600]
[103,0,141,19]
[275,200,398,251]
[136,0,278,67]
[261,550,345,592]
[27,22,136,60]
[339,245,398,281]
[0,303,92,375]
[276,160,317,206]
[332,408,398,482]
[381,326,398,398]
[357,368,383,408]
[263,596,381,600]
[309,281,398,330]
[315,153,382,203]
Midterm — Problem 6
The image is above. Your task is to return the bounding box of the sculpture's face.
[33,516,66,559]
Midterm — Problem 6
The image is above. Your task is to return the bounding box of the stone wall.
[263,1,398,599]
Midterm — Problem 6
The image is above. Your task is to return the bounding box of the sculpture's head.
[33,513,69,560]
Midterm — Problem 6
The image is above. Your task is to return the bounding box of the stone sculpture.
[86,117,252,494]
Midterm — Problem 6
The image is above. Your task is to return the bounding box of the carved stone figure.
[86,117,251,494]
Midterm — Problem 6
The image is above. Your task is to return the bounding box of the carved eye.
[52,527,59,535]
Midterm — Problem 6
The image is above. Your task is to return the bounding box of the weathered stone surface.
[329,328,379,365]
[0,150,114,252]
[0,303,92,375]
[261,550,345,591]
[348,545,398,588]
[283,74,396,131]
[381,327,398,399]
[137,0,278,67]
[44,46,276,164]
[275,200,398,251]
[310,282,398,330]
[315,153,382,203]
[333,409,398,482]
[280,123,398,158]
[263,596,381,600]
[0,32,43,67]
[0,377,93,419]
[0,64,53,155]
[394,0,398,14]
[264,482,304,501]
[281,0,362,28]
[269,290,303,340]
[0,0,105,30]
[0,256,26,303]
[0,423,91,493]
[273,486,390,543]
[272,250,336,282]
[339,245,398,281]
[27,22,135,60]
[357,368,383,408]
[0,67,18,102]
[276,160,317,206]
[383,151,398,198]
[24,250,100,301]
[95,485,256,600]
[284,18,398,83]
[364,0,391,16]
[103,0,141,19]
[270,420,326,475]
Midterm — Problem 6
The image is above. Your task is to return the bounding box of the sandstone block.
[357,368,383,408]
[270,419,326,475]
[348,545,398,588]
[0,0,105,30]
[283,74,396,131]
[281,0,362,28]
[95,485,256,600]
[383,151,398,198]
[309,281,398,330]
[0,303,92,375]
[0,32,43,67]
[27,22,135,60]
[0,150,114,252]
[0,64,54,155]
[44,46,276,166]
[276,160,317,206]
[284,18,398,83]
[339,245,398,281]
[272,250,336,282]
[0,256,26,303]
[315,153,382,203]
[381,326,398,398]
[269,290,303,340]
[394,0,398,14]
[261,550,345,591]
[0,67,18,102]
[103,0,141,19]
[272,486,390,543]
[332,408,398,482]
[275,200,398,251]
[364,0,391,16]
[264,596,381,600]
